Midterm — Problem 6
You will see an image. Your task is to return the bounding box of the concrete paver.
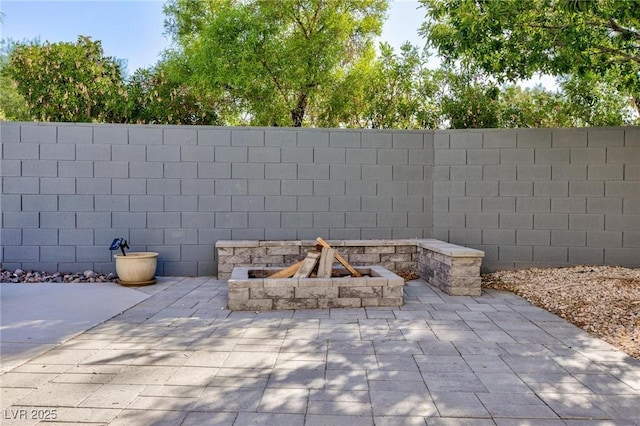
[1,277,639,425]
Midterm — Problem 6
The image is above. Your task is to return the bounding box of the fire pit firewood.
[293,251,322,278]
[317,247,335,278]
[316,237,361,277]
[267,238,362,279]
[268,260,303,278]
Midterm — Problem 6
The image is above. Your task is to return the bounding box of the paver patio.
[1,277,639,425]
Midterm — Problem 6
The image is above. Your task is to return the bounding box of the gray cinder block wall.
[0,123,433,275]
[1,122,638,275]
[433,128,639,271]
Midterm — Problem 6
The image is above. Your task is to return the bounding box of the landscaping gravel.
[0,268,117,283]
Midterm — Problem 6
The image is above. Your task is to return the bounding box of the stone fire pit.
[228,265,404,311]
[217,239,485,298]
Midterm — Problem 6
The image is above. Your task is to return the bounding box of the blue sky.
[0,0,426,75]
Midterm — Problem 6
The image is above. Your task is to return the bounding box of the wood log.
[316,237,361,277]
[268,260,303,278]
[293,251,322,278]
[317,247,335,278]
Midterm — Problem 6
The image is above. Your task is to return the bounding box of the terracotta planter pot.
[113,252,159,286]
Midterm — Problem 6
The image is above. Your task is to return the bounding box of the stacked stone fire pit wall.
[228,265,404,311]
[216,239,484,296]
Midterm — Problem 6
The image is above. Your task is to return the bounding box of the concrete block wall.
[1,122,433,275]
[1,122,638,275]
[433,128,639,270]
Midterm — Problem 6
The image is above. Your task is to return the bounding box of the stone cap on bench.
[416,239,485,258]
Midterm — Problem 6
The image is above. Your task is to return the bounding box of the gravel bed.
[483,265,640,359]
[0,268,117,283]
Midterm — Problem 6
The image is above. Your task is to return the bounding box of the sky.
[0,0,427,74]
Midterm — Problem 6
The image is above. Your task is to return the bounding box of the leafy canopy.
[5,36,127,122]
[419,0,640,113]
[163,0,388,127]
[2,0,636,129]
[321,42,440,129]
[125,55,223,125]
[0,39,31,121]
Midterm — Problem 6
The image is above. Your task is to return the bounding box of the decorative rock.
[0,268,118,284]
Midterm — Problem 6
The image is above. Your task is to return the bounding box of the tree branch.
[289,0,310,38]
[594,45,640,64]
[605,18,640,40]
[258,56,290,104]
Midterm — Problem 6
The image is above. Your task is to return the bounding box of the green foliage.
[322,42,440,129]
[437,66,502,129]
[0,73,31,121]
[558,72,639,126]
[125,55,223,125]
[433,63,623,129]
[164,0,388,127]
[435,70,637,129]
[360,42,440,129]
[419,0,640,115]
[4,0,635,130]
[5,36,127,122]
[0,39,31,121]
[499,85,574,128]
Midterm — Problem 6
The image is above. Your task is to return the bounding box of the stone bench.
[416,239,484,296]
[216,239,484,296]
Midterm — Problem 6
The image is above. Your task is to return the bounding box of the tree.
[557,72,638,126]
[321,42,440,129]
[437,65,502,129]
[419,0,640,116]
[5,36,128,122]
[498,84,575,128]
[125,56,223,125]
[0,71,31,121]
[164,0,388,127]
[432,63,619,129]
[0,39,31,121]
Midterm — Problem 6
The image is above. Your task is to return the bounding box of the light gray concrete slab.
[0,282,150,373]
